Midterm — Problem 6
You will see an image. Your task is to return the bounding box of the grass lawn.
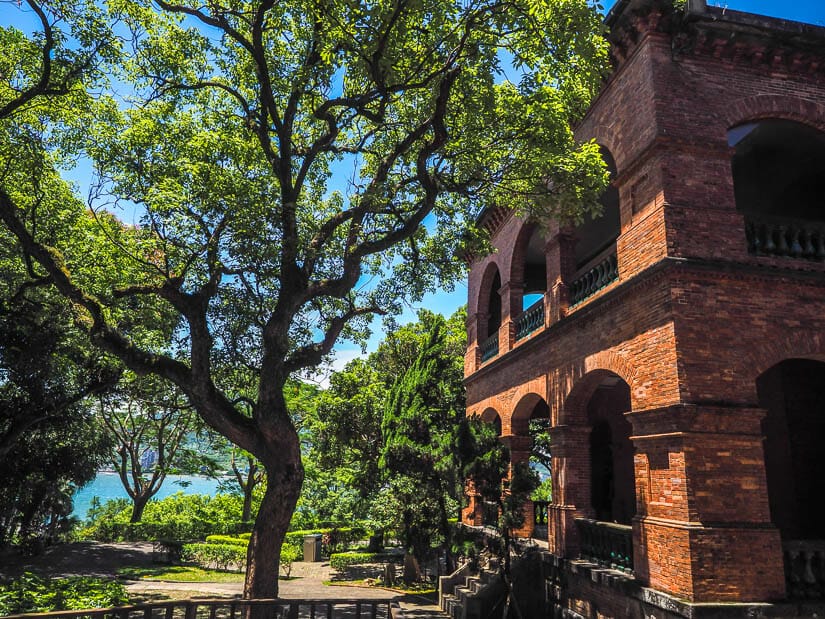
[118,566,245,583]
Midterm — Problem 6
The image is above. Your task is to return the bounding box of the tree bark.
[130,494,151,523]
[243,439,303,600]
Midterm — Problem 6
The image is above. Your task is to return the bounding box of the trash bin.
[303,534,322,562]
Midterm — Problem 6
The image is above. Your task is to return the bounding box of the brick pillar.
[501,434,533,537]
[462,479,482,526]
[545,231,577,324]
[465,311,481,374]
[628,404,786,603]
[546,425,593,557]
[498,281,523,354]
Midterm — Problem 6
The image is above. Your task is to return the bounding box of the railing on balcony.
[479,332,499,363]
[533,500,549,540]
[515,300,545,341]
[569,251,619,306]
[745,215,825,261]
[783,540,825,599]
[0,598,396,619]
[575,518,633,573]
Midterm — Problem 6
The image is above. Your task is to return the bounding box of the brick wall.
[463,0,825,606]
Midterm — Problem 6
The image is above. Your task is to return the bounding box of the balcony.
[575,518,633,573]
[515,300,545,341]
[479,332,499,363]
[784,540,825,599]
[745,215,825,261]
[569,249,619,306]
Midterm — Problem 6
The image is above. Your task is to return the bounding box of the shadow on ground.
[0,542,155,580]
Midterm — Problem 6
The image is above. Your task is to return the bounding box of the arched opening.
[480,408,502,437]
[730,120,825,259]
[476,264,502,362]
[758,359,825,541]
[511,395,551,539]
[486,270,502,339]
[570,147,621,304]
[520,225,547,312]
[586,374,634,525]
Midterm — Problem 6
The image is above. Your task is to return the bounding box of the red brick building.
[461,0,825,615]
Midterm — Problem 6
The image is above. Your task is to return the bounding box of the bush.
[181,543,247,572]
[0,573,128,615]
[204,534,248,547]
[329,551,380,570]
[279,544,301,578]
[78,493,253,542]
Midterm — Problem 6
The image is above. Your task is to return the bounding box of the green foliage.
[182,542,246,572]
[532,478,553,503]
[329,552,381,571]
[78,493,250,541]
[279,543,300,578]
[0,573,127,615]
[205,534,248,547]
[0,0,609,595]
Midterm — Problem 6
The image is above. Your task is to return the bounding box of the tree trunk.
[243,447,303,600]
[241,487,254,524]
[130,494,150,523]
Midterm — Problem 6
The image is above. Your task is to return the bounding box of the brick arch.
[508,219,541,285]
[473,259,502,317]
[588,126,624,171]
[746,331,825,387]
[724,95,825,134]
[479,407,502,436]
[560,351,637,426]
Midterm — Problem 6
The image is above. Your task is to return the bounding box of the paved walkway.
[0,543,446,618]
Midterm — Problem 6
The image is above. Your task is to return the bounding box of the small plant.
[279,544,301,578]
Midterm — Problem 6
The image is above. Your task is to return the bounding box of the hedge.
[329,551,380,570]
[83,519,253,543]
[181,543,246,571]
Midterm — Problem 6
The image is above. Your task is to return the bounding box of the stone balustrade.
[575,518,633,573]
[784,540,825,599]
[515,300,545,341]
[569,251,619,306]
[745,215,825,261]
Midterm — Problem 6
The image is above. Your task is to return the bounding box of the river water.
[72,471,225,520]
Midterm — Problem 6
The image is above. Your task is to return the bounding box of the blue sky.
[2,0,823,380]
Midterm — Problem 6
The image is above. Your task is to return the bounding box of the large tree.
[0,0,609,598]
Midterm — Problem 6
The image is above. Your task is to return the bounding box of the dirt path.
[0,541,156,580]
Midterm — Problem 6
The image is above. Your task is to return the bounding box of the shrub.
[329,551,379,570]
[204,534,248,547]
[78,493,254,542]
[181,543,246,572]
[279,544,301,578]
[0,573,127,615]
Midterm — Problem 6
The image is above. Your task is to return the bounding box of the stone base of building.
[537,553,825,619]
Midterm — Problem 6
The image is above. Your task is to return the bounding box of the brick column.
[545,232,577,324]
[498,281,523,353]
[628,404,786,603]
[546,425,593,557]
[501,434,533,537]
[465,311,481,374]
[462,479,482,526]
